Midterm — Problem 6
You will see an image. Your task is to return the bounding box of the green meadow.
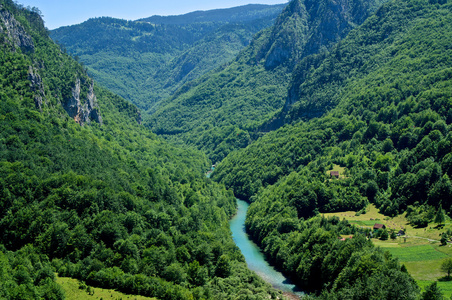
[325,205,452,297]
[384,245,448,262]
[56,276,157,300]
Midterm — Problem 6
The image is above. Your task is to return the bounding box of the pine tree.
[435,204,446,226]
[421,282,444,300]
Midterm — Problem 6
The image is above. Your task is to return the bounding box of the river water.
[229,199,304,298]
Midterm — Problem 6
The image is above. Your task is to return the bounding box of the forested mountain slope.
[147,0,384,162]
[0,1,280,299]
[213,0,452,294]
[50,4,286,113]
[211,0,452,297]
[215,0,452,207]
[266,0,451,127]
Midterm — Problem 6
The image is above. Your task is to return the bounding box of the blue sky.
[17,0,289,30]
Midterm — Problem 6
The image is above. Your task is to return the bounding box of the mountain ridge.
[139,3,288,25]
[147,0,384,162]
[50,4,286,113]
[2,0,450,298]
[212,0,452,296]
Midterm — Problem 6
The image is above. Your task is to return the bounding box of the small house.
[373,223,386,230]
[330,171,340,178]
[397,230,405,236]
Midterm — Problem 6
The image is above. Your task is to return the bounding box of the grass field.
[323,204,452,297]
[372,240,400,248]
[384,245,448,262]
[56,276,157,300]
[349,220,385,227]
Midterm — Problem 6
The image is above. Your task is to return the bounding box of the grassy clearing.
[433,244,452,256]
[56,276,156,300]
[325,164,347,179]
[323,203,452,294]
[383,245,447,262]
[323,204,446,240]
[349,220,385,227]
[404,260,447,281]
[372,240,400,248]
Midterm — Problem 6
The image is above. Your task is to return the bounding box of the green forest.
[213,0,452,297]
[50,4,285,114]
[0,1,281,299]
[146,0,385,163]
[3,0,452,299]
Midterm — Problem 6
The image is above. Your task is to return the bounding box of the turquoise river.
[229,199,304,298]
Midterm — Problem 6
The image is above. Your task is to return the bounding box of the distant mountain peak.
[138,3,288,25]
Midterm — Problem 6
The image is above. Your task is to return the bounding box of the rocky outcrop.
[0,5,35,53]
[28,66,46,110]
[257,0,308,70]
[62,78,103,125]
[260,0,383,131]
[1,4,104,127]
[136,110,142,125]
[257,0,380,71]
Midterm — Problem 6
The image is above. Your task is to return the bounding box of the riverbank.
[229,199,304,299]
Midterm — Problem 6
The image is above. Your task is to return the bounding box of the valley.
[2,0,452,299]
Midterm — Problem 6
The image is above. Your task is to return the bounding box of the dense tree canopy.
[3,0,452,299]
[0,1,281,298]
[215,0,452,215]
[50,5,286,114]
[211,0,452,297]
[146,0,383,162]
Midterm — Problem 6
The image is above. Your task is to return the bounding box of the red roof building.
[373,223,386,230]
[330,171,340,178]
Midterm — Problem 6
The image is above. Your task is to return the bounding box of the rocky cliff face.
[27,66,46,110]
[256,0,308,70]
[1,4,103,126]
[282,0,381,110]
[0,5,34,53]
[256,0,374,71]
[62,78,103,125]
[260,0,384,131]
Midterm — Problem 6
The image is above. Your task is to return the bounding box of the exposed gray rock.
[136,110,142,125]
[62,78,103,125]
[0,5,35,53]
[1,5,103,127]
[28,66,45,110]
[257,0,308,70]
[84,82,103,125]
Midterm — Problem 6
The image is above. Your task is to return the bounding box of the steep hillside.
[147,0,383,162]
[214,0,452,294]
[0,1,280,299]
[209,0,452,297]
[215,0,452,202]
[265,0,449,127]
[50,4,286,113]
